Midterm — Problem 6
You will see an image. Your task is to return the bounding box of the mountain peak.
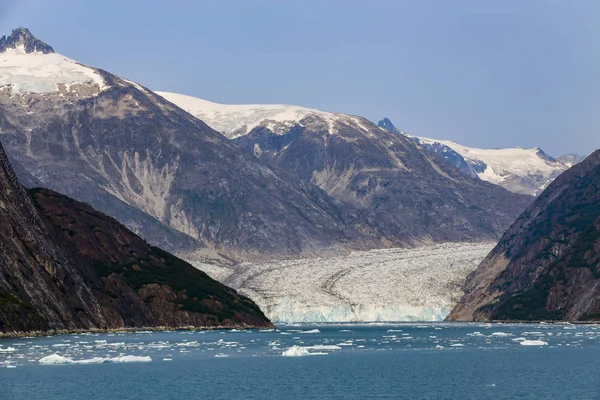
[0,27,54,54]
[377,117,402,134]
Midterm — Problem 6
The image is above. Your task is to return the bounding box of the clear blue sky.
[2,0,599,156]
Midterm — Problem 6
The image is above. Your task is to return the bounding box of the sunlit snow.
[0,47,106,94]
[155,91,367,138]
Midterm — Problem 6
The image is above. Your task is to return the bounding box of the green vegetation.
[93,246,263,321]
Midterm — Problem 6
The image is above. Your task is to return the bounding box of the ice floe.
[39,353,152,365]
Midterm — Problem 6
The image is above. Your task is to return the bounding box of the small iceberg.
[0,347,16,353]
[282,346,328,357]
[39,353,152,365]
[298,329,320,334]
[520,340,548,346]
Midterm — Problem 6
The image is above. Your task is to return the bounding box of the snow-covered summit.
[378,117,574,196]
[0,28,106,95]
[415,137,567,195]
[155,91,374,138]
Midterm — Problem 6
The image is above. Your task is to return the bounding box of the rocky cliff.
[0,140,273,334]
[447,150,600,322]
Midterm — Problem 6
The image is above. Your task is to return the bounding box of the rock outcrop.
[447,150,600,322]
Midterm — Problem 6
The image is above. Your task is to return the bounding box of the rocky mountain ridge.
[158,91,532,245]
[0,27,54,54]
[447,149,600,322]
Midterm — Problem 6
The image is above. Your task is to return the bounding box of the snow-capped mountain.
[557,153,587,168]
[155,91,372,139]
[191,242,494,323]
[0,28,105,96]
[378,118,580,196]
[157,91,531,244]
[0,28,376,261]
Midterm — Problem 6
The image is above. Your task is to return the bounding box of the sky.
[1,0,599,156]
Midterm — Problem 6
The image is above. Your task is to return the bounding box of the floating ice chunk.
[520,340,548,346]
[39,353,152,364]
[215,354,229,358]
[308,345,342,350]
[298,329,320,334]
[491,332,512,337]
[450,344,465,347]
[163,358,173,361]
[0,347,16,353]
[39,354,72,364]
[282,346,327,357]
[105,356,152,363]
[435,345,444,349]
[512,337,527,342]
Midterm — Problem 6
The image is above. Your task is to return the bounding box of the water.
[2,323,600,399]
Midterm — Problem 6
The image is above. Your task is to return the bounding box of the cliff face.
[0,142,272,334]
[448,150,600,322]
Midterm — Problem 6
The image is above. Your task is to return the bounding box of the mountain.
[0,28,367,262]
[557,153,587,168]
[378,118,575,196]
[447,150,600,322]
[157,91,532,244]
[0,139,272,334]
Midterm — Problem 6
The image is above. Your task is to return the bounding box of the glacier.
[190,242,494,324]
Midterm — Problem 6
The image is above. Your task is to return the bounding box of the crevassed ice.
[190,242,494,323]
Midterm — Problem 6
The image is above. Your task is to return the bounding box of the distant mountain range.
[0,27,533,263]
[377,118,584,196]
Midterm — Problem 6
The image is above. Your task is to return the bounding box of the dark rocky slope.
[0,141,273,334]
[447,150,600,322]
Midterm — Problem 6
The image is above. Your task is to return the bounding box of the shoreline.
[0,324,276,339]
[3,320,599,339]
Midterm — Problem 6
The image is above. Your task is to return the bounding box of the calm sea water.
[2,323,600,399]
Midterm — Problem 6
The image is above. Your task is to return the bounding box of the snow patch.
[0,48,106,94]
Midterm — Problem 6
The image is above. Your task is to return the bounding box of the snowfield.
[0,46,106,94]
[190,242,494,323]
[155,91,374,138]
[414,136,569,195]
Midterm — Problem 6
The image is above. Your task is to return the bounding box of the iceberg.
[282,346,328,357]
[520,340,548,346]
[39,353,152,364]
